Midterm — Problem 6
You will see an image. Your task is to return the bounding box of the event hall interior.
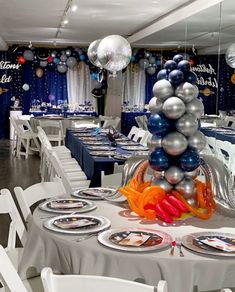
[0,0,235,292]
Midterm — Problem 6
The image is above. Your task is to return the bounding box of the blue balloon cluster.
[147,54,205,198]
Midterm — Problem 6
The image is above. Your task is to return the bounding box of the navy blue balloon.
[147,114,170,136]
[149,148,170,171]
[157,69,168,81]
[173,54,184,64]
[179,149,200,171]
[184,71,197,84]
[168,69,184,86]
[164,60,177,72]
[178,60,190,72]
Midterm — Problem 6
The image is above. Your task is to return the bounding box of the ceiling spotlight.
[71,4,78,12]
[63,18,69,25]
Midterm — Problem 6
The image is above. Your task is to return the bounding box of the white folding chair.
[224,116,235,128]
[101,172,122,188]
[103,117,120,129]
[113,162,124,173]
[139,131,152,146]
[41,267,167,292]
[0,245,43,292]
[215,140,232,167]
[206,136,216,155]
[39,119,64,146]
[135,115,148,130]
[14,179,66,223]
[0,189,27,270]
[128,126,139,140]
[133,129,148,143]
[14,119,40,159]
[220,289,233,292]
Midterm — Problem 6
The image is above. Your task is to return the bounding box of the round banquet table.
[19,199,235,292]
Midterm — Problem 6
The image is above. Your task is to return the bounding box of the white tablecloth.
[19,199,235,292]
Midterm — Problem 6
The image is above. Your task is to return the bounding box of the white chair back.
[0,189,27,249]
[113,162,124,173]
[0,245,28,292]
[206,136,216,155]
[139,131,152,146]
[133,129,148,143]
[14,180,66,222]
[135,115,148,130]
[101,172,122,188]
[41,267,165,292]
[224,116,235,128]
[128,126,138,140]
[39,119,64,146]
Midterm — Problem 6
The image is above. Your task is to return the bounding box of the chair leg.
[16,138,21,159]
[25,139,29,159]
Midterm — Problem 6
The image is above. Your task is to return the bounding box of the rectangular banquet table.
[65,129,140,187]
[19,198,235,292]
[201,127,235,144]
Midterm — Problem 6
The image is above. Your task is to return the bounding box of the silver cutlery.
[175,237,184,257]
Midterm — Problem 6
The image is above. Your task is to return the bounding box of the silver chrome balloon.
[175,177,196,199]
[193,84,199,98]
[152,80,174,101]
[147,135,162,151]
[175,82,195,103]
[165,166,184,185]
[88,39,102,68]
[148,96,163,114]
[162,132,188,156]
[184,168,199,179]
[176,113,198,137]
[162,96,186,119]
[186,98,204,118]
[188,131,206,152]
[121,156,147,186]
[200,154,235,217]
[97,35,132,73]
[152,177,173,192]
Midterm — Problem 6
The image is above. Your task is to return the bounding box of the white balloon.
[88,39,102,68]
[97,35,132,74]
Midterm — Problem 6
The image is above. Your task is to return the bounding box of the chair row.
[37,126,90,193]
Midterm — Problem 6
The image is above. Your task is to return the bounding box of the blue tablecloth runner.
[65,129,130,187]
[31,110,97,117]
[201,127,235,144]
[121,112,151,135]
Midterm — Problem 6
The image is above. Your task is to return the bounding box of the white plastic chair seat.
[6,247,24,271]
[0,276,43,292]
[68,173,87,181]
[53,146,71,153]
[64,167,83,173]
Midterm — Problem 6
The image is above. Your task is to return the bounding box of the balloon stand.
[119,54,216,223]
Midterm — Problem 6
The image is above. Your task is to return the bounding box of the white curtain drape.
[67,62,97,111]
[122,63,146,110]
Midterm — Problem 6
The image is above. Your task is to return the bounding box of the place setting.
[121,145,149,151]
[89,151,119,157]
[88,146,116,151]
[39,197,97,214]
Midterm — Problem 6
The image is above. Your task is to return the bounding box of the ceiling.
[0,0,233,54]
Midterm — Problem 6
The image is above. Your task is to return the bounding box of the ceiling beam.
[0,36,8,51]
[127,0,224,43]
[199,42,232,55]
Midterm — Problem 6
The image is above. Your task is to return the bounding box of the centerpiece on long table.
[119,54,216,223]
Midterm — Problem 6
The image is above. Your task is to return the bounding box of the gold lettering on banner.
[0,61,21,85]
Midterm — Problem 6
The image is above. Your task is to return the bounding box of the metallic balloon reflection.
[200,154,235,217]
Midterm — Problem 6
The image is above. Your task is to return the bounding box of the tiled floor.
[0,139,40,246]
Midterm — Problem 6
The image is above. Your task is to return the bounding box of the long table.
[19,199,235,292]
[201,127,235,144]
[65,129,134,187]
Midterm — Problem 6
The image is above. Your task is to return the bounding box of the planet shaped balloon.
[225,43,235,69]
[36,67,43,78]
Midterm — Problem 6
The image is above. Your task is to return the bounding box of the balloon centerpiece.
[119,54,216,223]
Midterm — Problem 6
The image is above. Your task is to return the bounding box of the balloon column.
[119,54,216,223]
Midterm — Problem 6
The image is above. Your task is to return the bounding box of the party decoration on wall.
[22,83,30,91]
[97,35,132,76]
[225,43,235,69]
[35,67,44,78]
[0,87,9,94]
[119,54,216,224]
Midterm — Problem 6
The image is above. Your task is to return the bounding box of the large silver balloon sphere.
[184,167,199,179]
[152,177,173,192]
[152,80,174,101]
[88,39,102,68]
[175,177,196,199]
[176,113,198,137]
[175,82,196,103]
[153,171,163,180]
[97,35,132,73]
[147,135,162,151]
[188,130,206,152]
[186,98,204,118]
[193,85,199,98]
[66,56,77,68]
[162,96,186,119]
[149,96,163,114]
[225,43,235,69]
[162,132,188,156]
[165,166,184,185]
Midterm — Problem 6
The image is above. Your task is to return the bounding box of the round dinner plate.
[89,151,118,157]
[88,146,116,151]
[73,187,117,200]
[43,214,111,235]
[121,146,149,151]
[98,228,172,252]
[182,231,235,257]
[39,198,96,214]
[113,154,132,160]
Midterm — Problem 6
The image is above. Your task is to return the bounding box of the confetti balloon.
[88,39,102,68]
